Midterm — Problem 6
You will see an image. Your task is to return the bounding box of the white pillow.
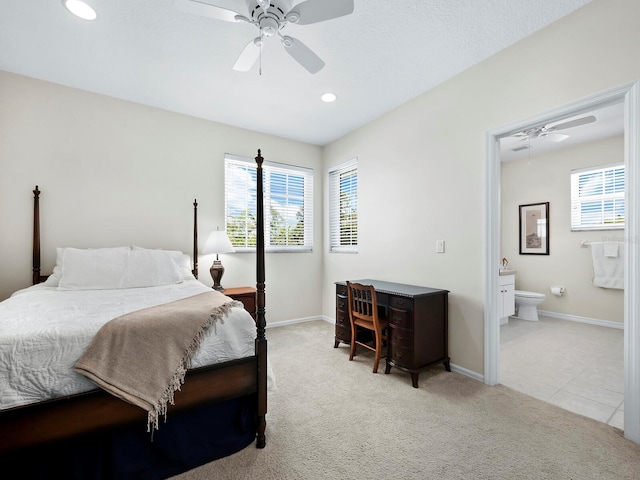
[41,247,65,287]
[58,247,131,290]
[131,246,196,281]
[57,246,183,290]
[123,249,184,287]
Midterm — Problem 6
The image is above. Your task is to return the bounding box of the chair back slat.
[347,281,379,325]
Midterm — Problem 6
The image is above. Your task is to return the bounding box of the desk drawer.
[390,325,413,349]
[390,295,413,311]
[389,344,413,368]
[335,324,351,342]
[336,293,348,313]
[336,310,349,328]
[389,306,413,329]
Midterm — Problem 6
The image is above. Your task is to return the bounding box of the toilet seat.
[514,290,545,299]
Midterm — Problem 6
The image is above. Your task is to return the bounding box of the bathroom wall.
[500,135,624,324]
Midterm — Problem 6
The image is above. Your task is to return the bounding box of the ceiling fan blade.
[233,38,261,71]
[281,36,325,74]
[174,0,243,22]
[289,0,354,25]
[552,115,596,131]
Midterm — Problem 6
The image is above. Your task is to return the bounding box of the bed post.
[32,186,41,285]
[255,149,267,449]
[192,199,199,279]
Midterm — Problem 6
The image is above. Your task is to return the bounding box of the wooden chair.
[346,281,388,373]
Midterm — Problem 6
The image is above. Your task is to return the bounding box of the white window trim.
[225,153,313,253]
[329,158,358,253]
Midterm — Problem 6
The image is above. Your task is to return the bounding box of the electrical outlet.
[436,240,445,253]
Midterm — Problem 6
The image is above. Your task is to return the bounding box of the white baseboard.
[450,363,484,382]
[266,315,326,328]
[537,310,624,329]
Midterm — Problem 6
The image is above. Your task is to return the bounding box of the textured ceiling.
[0,0,593,146]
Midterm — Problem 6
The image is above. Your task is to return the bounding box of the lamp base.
[210,260,225,291]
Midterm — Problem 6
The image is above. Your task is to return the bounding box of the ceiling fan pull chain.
[259,29,263,76]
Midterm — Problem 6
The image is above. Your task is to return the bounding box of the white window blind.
[571,164,625,231]
[225,154,313,252]
[329,159,358,252]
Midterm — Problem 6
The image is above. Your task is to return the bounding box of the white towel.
[591,242,624,289]
[603,242,619,257]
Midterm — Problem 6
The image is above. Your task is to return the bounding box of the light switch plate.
[436,240,445,253]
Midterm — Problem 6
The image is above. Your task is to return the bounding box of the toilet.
[514,290,545,321]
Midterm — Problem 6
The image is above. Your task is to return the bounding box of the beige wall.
[322,0,639,374]
[501,136,624,323]
[0,71,324,324]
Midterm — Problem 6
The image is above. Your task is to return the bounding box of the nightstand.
[223,286,257,320]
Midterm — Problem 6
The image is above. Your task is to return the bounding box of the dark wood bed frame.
[0,150,268,459]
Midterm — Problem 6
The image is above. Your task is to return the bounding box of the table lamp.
[203,227,235,290]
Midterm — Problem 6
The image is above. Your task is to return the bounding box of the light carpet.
[172,320,640,479]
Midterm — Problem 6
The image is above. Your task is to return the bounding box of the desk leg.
[443,358,451,372]
[411,372,419,388]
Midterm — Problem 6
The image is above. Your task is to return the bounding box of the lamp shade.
[203,229,235,254]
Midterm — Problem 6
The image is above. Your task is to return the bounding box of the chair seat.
[353,317,388,329]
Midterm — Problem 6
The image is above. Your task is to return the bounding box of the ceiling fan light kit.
[175,0,354,74]
[62,0,97,20]
[321,92,337,103]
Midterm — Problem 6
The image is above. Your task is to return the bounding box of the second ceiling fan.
[176,0,355,74]
[507,115,597,152]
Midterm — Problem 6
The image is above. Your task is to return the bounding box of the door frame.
[483,81,640,443]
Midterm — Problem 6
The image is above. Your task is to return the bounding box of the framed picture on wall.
[519,202,549,255]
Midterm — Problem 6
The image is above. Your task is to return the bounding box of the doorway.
[483,82,640,444]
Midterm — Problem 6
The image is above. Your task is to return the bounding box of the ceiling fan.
[175,0,355,74]
[507,115,597,151]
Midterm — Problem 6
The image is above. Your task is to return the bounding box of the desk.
[335,279,450,388]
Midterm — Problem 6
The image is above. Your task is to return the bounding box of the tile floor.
[500,314,624,429]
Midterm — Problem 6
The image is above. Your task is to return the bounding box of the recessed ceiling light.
[321,93,337,103]
[62,0,97,20]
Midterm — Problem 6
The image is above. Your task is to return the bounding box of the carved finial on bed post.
[254,149,267,449]
[193,199,199,279]
[33,186,41,285]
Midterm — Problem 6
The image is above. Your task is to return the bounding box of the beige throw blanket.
[74,291,240,431]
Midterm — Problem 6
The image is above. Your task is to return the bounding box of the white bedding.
[0,280,264,410]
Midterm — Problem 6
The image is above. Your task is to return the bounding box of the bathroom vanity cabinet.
[498,272,515,324]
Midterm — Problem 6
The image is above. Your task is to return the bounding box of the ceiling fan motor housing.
[247,0,292,26]
[177,0,355,74]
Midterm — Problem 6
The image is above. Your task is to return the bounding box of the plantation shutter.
[225,154,313,252]
[571,164,625,231]
[329,159,358,252]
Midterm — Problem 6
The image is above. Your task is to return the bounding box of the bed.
[0,150,270,478]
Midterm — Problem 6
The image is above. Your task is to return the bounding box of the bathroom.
[498,105,625,428]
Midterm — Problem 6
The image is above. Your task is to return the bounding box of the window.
[225,154,313,252]
[329,159,358,252]
[571,164,625,231]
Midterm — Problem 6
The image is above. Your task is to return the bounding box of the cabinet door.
[501,283,515,317]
